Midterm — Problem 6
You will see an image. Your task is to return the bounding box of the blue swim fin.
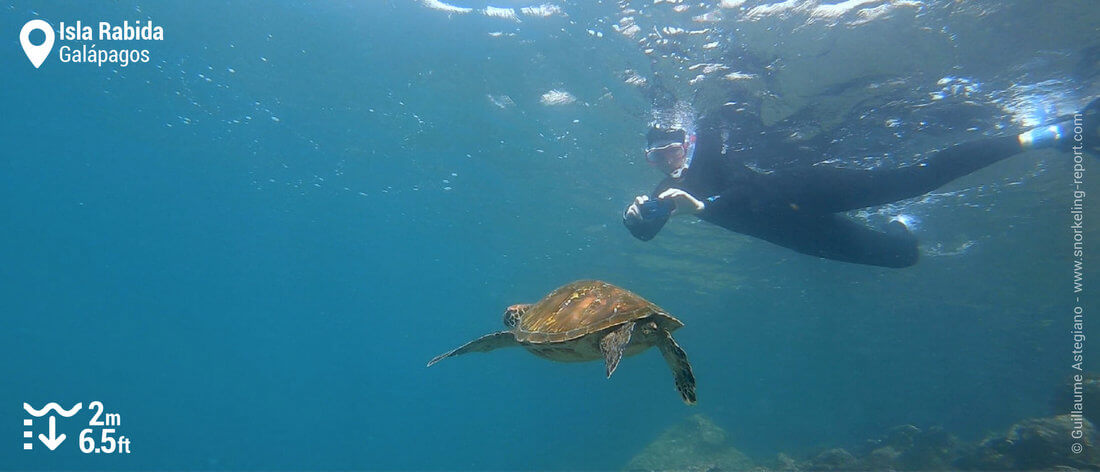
[1017,97,1099,154]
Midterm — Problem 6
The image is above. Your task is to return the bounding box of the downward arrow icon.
[38,416,66,451]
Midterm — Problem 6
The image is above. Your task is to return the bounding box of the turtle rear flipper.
[658,331,697,405]
[427,331,520,367]
[599,322,635,378]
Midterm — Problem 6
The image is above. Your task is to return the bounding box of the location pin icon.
[20,20,55,68]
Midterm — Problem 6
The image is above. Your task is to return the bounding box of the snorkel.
[672,133,696,178]
[649,102,697,178]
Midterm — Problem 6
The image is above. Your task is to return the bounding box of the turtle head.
[503,304,530,328]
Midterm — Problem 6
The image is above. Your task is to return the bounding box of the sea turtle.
[427,280,696,404]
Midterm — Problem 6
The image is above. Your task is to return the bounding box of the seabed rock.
[809,448,858,470]
[772,425,960,471]
[626,414,754,472]
[956,415,1100,470]
[625,413,1100,471]
[870,424,958,470]
[1053,372,1100,425]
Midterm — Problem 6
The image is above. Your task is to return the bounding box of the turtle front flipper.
[657,330,697,405]
[599,322,635,378]
[427,331,520,367]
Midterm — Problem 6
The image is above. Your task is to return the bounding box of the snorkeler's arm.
[695,190,745,219]
[657,188,706,215]
[692,161,759,219]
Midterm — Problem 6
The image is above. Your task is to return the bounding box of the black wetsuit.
[624,127,1026,268]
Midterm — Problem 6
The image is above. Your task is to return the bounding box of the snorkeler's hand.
[658,188,705,215]
[623,195,651,221]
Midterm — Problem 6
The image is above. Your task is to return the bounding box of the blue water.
[2,0,1099,469]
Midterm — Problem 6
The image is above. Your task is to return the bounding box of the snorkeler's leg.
[782,99,1100,212]
[803,216,918,268]
[774,135,1022,213]
[742,213,919,268]
[884,98,1100,199]
[1018,98,1100,153]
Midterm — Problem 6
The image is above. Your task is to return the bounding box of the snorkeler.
[623,98,1100,268]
